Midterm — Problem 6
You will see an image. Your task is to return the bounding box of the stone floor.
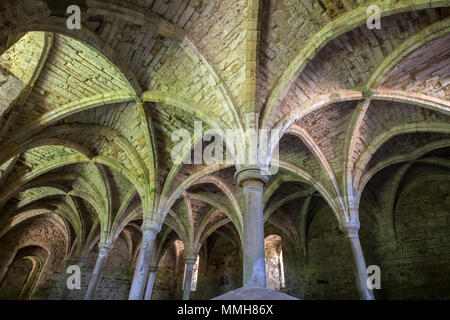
[212,287,299,300]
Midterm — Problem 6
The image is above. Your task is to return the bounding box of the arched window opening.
[264,235,285,291]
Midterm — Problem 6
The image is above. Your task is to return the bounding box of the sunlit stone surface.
[0,1,449,301]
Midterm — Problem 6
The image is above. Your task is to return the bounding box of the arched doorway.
[264,235,285,291]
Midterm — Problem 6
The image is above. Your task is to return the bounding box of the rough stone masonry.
[0,0,449,301]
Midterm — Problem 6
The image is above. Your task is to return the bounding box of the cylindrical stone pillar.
[235,167,269,288]
[144,266,158,300]
[182,258,196,300]
[342,223,375,300]
[84,242,113,300]
[129,221,161,300]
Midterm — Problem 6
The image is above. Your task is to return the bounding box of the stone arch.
[0,245,49,299]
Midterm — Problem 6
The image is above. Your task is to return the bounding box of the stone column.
[235,167,269,288]
[129,221,161,300]
[84,242,113,300]
[182,258,196,300]
[144,266,158,300]
[342,223,375,300]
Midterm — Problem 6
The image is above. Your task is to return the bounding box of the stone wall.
[279,180,450,300]
[0,214,67,300]
[280,209,358,300]
[152,246,179,300]
[149,236,243,300]
[364,180,450,299]
[0,256,33,299]
[192,237,242,300]
[46,236,132,300]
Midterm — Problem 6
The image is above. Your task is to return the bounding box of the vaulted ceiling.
[0,0,449,266]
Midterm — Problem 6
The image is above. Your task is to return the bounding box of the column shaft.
[144,267,157,300]
[242,179,266,288]
[182,259,195,300]
[345,226,375,300]
[129,227,158,300]
[84,244,112,300]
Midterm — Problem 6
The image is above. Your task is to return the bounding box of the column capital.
[141,219,162,234]
[148,266,158,273]
[340,222,360,238]
[235,167,270,186]
[98,242,114,253]
[184,257,197,265]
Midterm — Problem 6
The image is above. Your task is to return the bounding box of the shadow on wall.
[361,180,450,300]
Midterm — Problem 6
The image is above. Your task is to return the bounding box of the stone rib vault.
[0,0,449,300]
